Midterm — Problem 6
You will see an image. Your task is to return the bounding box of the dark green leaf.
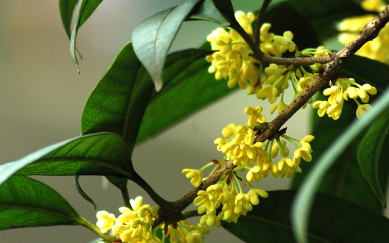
[0,133,133,186]
[291,55,389,213]
[357,109,389,208]
[340,55,389,91]
[81,42,150,153]
[74,175,96,209]
[132,0,202,91]
[59,0,79,39]
[0,176,84,230]
[288,0,367,40]
[70,0,104,72]
[81,41,212,151]
[264,2,320,49]
[187,0,230,26]
[105,176,130,207]
[136,51,236,143]
[292,86,389,243]
[223,190,389,243]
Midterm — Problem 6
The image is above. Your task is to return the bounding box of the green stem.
[131,172,174,210]
[120,185,131,209]
[77,217,116,242]
[253,0,273,46]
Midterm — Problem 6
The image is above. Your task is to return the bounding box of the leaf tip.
[154,80,163,92]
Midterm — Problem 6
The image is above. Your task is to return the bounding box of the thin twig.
[253,0,272,46]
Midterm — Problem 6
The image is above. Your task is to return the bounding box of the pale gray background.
[0,1,312,242]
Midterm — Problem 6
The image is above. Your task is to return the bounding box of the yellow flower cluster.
[96,197,208,243]
[205,11,296,95]
[206,12,338,115]
[313,77,377,119]
[162,220,210,243]
[96,196,160,243]
[194,184,268,227]
[338,0,389,63]
[182,107,315,228]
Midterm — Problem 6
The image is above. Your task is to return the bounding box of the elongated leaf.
[70,0,104,71]
[59,0,79,39]
[75,175,96,209]
[357,109,389,208]
[223,190,389,243]
[81,41,148,152]
[0,133,133,186]
[0,176,84,230]
[292,85,389,243]
[132,0,202,91]
[81,41,211,152]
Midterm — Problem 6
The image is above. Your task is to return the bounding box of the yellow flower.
[182,169,203,187]
[362,0,386,12]
[96,210,116,233]
[270,100,288,115]
[234,193,252,215]
[235,11,255,35]
[356,104,371,119]
[297,76,314,93]
[257,84,279,103]
[244,106,266,126]
[247,189,268,206]
[246,165,261,182]
[260,23,274,42]
[274,31,296,53]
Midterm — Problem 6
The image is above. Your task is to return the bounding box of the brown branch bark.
[260,55,331,67]
[153,4,389,228]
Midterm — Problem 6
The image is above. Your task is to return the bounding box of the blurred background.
[0,1,311,242]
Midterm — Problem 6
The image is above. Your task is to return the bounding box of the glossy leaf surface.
[223,190,389,243]
[0,133,132,186]
[357,109,389,207]
[70,0,104,71]
[132,0,202,91]
[0,176,83,230]
[81,41,212,150]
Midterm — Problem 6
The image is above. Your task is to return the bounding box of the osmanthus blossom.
[96,197,209,243]
[183,105,315,230]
